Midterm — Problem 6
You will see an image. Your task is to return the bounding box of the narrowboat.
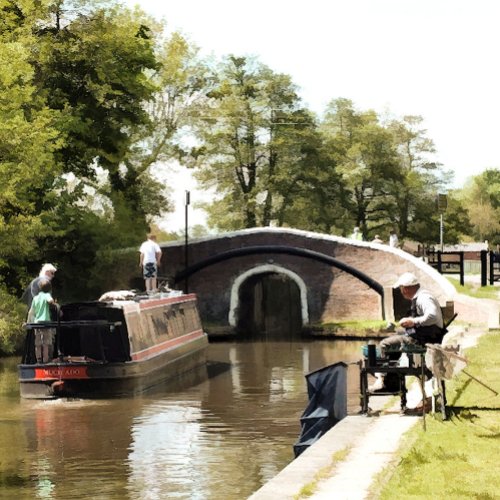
[19,292,208,399]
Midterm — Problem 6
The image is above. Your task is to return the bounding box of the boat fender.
[51,380,65,394]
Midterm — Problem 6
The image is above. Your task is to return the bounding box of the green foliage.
[384,114,450,241]
[457,169,500,245]
[0,287,25,354]
[409,190,472,246]
[91,247,140,295]
[134,31,208,167]
[34,3,159,179]
[122,30,208,224]
[0,34,64,274]
[1,0,168,236]
[319,99,403,237]
[0,0,175,351]
[0,1,171,279]
[37,189,145,302]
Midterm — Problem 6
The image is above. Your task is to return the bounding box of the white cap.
[394,272,419,288]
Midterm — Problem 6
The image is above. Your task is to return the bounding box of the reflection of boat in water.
[19,293,208,399]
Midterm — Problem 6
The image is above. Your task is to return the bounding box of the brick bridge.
[159,228,456,335]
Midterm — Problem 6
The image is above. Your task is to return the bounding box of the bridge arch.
[160,227,456,334]
[228,264,309,327]
[174,245,384,297]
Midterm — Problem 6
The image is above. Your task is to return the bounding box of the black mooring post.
[437,251,442,274]
[367,344,376,367]
[57,305,62,361]
[489,250,494,286]
[480,250,487,287]
[184,190,190,294]
[459,251,464,286]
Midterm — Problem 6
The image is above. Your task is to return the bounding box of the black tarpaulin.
[293,362,348,458]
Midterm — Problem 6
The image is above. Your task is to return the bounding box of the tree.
[387,115,451,241]
[409,191,472,247]
[0,11,65,347]
[125,31,210,226]
[193,56,322,230]
[0,0,168,301]
[458,169,500,244]
[320,99,401,238]
[0,36,64,283]
[136,32,208,166]
[31,1,159,225]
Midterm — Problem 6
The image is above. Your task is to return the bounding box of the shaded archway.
[235,271,302,337]
[229,264,309,328]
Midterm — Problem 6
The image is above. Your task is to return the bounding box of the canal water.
[0,338,366,499]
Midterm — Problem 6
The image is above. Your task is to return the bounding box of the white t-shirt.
[140,239,161,264]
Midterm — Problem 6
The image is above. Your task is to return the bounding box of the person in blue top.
[27,279,56,363]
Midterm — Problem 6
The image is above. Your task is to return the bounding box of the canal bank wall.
[248,389,422,500]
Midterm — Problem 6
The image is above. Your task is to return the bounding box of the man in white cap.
[369,271,444,391]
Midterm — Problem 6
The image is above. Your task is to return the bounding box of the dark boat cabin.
[22,302,131,365]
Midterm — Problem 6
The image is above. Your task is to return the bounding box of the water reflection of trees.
[21,399,136,498]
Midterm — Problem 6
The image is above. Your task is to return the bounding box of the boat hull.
[19,332,208,399]
[19,293,209,399]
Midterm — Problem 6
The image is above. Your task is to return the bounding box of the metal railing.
[426,250,499,286]
[427,250,465,285]
[484,250,500,285]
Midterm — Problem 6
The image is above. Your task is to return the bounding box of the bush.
[0,287,26,355]
[90,247,139,296]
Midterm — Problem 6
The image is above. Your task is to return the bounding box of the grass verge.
[447,277,499,300]
[373,330,500,499]
[310,320,388,336]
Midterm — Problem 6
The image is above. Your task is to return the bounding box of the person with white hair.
[369,271,444,391]
[389,230,399,248]
[22,263,57,309]
[350,226,363,241]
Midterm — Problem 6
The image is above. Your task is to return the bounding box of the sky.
[125,0,500,229]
